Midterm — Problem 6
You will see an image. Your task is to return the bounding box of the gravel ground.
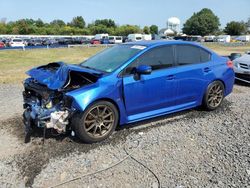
[0,83,249,188]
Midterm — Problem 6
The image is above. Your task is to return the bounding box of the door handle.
[204,67,211,73]
[166,75,175,80]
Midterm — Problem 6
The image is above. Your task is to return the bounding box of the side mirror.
[136,65,152,75]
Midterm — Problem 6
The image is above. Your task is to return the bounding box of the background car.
[100,38,110,44]
[43,38,58,46]
[229,53,242,61]
[233,53,250,81]
[0,41,5,48]
[90,39,101,44]
[108,36,123,44]
[8,38,25,47]
[58,37,75,45]
[27,39,43,46]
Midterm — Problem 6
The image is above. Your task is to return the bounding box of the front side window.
[124,45,174,75]
[176,45,211,65]
[80,45,143,73]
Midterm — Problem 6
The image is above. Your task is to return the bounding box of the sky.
[1,0,249,29]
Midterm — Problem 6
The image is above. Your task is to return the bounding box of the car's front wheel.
[73,101,119,143]
[203,81,225,110]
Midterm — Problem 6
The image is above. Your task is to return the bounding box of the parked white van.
[142,34,152,41]
[127,34,143,42]
[204,35,216,42]
[215,35,231,43]
[94,34,109,40]
[108,36,123,44]
[8,38,25,47]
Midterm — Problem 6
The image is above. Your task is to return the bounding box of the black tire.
[72,101,119,143]
[203,81,225,111]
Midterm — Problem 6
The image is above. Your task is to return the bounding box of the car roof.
[126,40,202,48]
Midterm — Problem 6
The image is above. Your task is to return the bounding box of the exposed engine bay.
[23,62,99,143]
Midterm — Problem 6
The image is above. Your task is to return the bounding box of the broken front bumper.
[22,79,75,143]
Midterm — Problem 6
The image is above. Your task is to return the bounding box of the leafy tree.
[89,25,110,34]
[224,21,247,35]
[246,17,250,33]
[94,19,116,28]
[183,8,220,36]
[0,17,149,36]
[143,26,150,34]
[50,19,66,27]
[115,25,141,36]
[14,19,37,34]
[35,19,44,27]
[69,16,85,28]
[149,25,158,34]
[0,23,7,34]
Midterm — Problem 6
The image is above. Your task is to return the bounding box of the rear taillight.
[227,60,233,68]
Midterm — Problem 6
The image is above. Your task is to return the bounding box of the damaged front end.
[23,62,100,143]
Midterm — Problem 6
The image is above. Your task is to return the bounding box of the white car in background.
[233,52,250,81]
[108,36,123,44]
[8,38,25,47]
[142,34,152,41]
[127,34,143,42]
[215,35,231,43]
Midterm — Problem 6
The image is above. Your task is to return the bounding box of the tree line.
[0,16,158,36]
[0,9,249,36]
[183,8,249,36]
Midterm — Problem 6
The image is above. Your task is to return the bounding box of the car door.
[122,45,177,119]
[174,44,214,106]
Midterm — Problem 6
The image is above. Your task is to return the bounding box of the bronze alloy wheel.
[207,82,224,108]
[84,105,115,138]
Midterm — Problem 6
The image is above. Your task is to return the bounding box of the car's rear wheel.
[73,101,118,143]
[203,81,224,110]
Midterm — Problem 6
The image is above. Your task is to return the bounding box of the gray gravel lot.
[0,83,249,188]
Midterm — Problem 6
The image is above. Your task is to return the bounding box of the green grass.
[203,43,250,55]
[0,47,104,84]
[0,43,249,84]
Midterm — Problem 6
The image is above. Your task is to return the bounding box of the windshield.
[80,45,144,73]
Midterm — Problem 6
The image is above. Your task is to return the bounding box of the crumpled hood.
[26,62,102,90]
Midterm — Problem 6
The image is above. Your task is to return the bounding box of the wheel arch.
[201,79,226,105]
[86,97,121,125]
[209,79,226,94]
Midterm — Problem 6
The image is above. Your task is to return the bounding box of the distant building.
[159,17,181,37]
[167,17,181,32]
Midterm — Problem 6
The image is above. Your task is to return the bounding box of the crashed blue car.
[23,41,235,143]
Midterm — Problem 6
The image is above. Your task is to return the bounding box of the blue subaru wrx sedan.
[23,41,235,143]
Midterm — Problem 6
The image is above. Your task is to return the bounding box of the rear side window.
[200,49,211,62]
[176,45,211,65]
